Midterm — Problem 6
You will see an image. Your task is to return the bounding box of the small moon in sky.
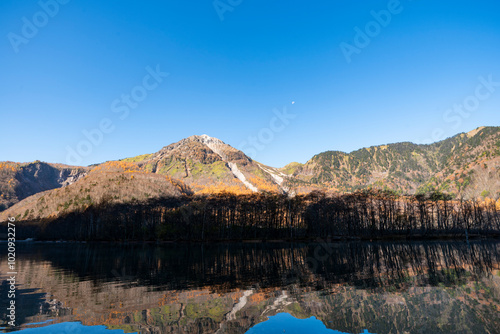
[291,101,295,104]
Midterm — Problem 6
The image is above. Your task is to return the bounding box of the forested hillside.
[283,126,500,199]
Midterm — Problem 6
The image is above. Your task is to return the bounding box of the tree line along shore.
[4,189,500,242]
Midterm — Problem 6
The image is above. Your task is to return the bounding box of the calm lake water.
[1,241,499,333]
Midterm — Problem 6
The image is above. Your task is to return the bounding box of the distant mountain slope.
[0,161,191,222]
[282,126,500,198]
[2,127,499,220]
[126,135,291,194]
[0,161,87,211]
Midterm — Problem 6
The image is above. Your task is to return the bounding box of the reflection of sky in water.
[245,313,373,334]
[3,318,374,334]
[8,322,135,333]
[1,242,498,334]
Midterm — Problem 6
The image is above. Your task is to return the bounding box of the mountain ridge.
[282,126,500,198]
[1,126,499,221]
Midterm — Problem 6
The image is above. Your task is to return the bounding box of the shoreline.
[3,234,500,244]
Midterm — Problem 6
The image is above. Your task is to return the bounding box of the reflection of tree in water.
[13,241,500,292]
[3,241,500,334]
[314,241,499,290]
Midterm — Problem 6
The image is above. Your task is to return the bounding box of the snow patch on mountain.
[262,290,292,316]
[215,289,254,333]
[227,162,258,192]
[259,165,284,184]
[227,289,254,321]
[258,164,290,193]
[199,134,258,192]
[199,134,227,158]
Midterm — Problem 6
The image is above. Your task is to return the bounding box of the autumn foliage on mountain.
[1,127,500,241]
[0,161,191,222]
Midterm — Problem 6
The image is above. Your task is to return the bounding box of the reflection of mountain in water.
[1,241,499,333]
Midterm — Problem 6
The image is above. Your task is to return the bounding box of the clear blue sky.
[1,0,500,167]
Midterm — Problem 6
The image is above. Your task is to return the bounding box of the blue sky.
[1,0,500,167]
